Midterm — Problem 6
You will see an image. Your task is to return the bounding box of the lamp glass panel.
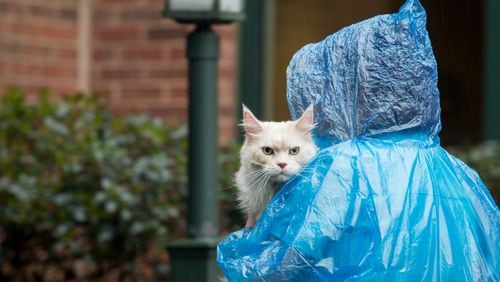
[169,0,215,11]
[219,0,243,13]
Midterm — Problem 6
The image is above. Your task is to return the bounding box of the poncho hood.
[287,0,441,147]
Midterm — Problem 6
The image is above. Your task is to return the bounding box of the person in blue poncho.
[217,0,499,280]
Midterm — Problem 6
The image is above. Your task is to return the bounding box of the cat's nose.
[277,162,287,169]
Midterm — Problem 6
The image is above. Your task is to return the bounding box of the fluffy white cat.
[235,105,318,226]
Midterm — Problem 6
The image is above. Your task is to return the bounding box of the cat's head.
[240,105,317,183]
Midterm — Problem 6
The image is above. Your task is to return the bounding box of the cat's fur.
[235,105,317,224]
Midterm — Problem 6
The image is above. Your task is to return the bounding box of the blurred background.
[0,0,498,281]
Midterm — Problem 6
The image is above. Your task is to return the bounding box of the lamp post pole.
[167,23,222,282]
[162,1,245,280]
[186,23,219,239]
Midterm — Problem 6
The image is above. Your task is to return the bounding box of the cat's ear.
[241,104,263,136]
[295,105,315,133]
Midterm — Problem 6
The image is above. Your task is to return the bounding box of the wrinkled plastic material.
[217,0,499,280]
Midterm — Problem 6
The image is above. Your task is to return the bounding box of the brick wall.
[0,1,79,97]
[0,0,238,144]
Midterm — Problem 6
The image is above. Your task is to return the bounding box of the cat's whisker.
[219,184,237,191]
[243,169,266,179]
[244,170,268,186]
[249,161,264,168]
[246,174,268,190]
[254,173,272,209]
[245,171,270,188]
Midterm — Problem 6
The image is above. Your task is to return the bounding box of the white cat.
[235,105,318,226]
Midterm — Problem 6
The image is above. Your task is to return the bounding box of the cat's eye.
[262,146,274,155]
[289,147,300,155]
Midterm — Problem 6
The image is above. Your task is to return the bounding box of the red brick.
[23,45,52,56]
[95,27,142,41]
[219,107,235,117]
[42,66,74,78]
[14,63,76,78]
[122,87,162,99]
[93,50,114,61]
[14,64,40,76]
[93,11,113,23]
[0,42,55,57]
[0,2,24,15]
[58,49,77,59]
[23,4,77,21]
[121,10,161,21]
[219,67,236,79]
[100,0,144,4]
[10,22,75,39]
[0,0,77,22]
[52,86,77,95]
[0,42,18,54]
[169,97,187,108]
[123,48,163,60]
[168,48,185,59]
[214,25,238,39]
[28,5,56,18]
[100,68,141,80]
[148,68,187,79]
[59,9,78,21]
[170,87,187,99]
[148,28,187,41]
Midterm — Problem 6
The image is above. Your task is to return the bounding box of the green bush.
[0,90,242,280]
[448,141,500,204]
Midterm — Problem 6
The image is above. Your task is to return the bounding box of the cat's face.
[241,105,317,183]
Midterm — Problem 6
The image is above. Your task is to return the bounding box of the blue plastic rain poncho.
[217,0,499,280]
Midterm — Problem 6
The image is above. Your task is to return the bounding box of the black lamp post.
[162,1,245,281]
